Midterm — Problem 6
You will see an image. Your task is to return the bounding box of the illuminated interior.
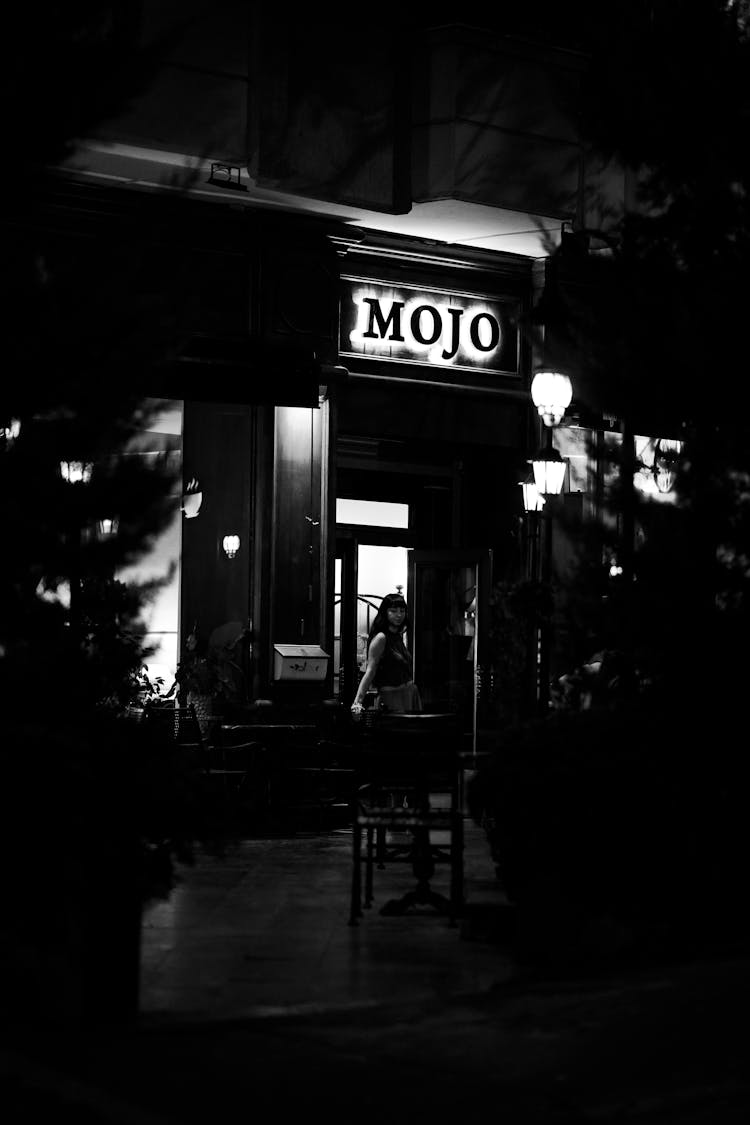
[333,544,410,693]
[335,498,409,528]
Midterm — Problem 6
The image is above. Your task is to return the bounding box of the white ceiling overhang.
[61,141,561,260]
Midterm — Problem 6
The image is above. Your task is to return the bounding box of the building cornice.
[329,231,533,283]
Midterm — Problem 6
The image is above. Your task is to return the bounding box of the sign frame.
[339,275,521,378]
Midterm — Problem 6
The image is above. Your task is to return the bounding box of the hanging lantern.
[518,471,546,512]
[60,460,93,484]
[530,445,567,495]
[530,370,573,427]
[98,517,119,538]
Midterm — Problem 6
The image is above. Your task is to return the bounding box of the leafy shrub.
[468,698,745,955]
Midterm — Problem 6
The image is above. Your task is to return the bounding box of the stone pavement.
[3,820,749,1123]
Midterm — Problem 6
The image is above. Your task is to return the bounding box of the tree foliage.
[536,1,750,703]
[0,9,223,940]
[0,6,185,713]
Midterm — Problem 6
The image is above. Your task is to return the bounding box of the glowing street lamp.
[98,517,119,538]
[518,470,545,599]
[530,370,573,427]
[526,370,574,715]
[528,369,572,496]
[58,460,94,642]
[60,460,93,484]
[530,445,567,496]
[519,471,546,513]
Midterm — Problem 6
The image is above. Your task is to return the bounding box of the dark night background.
[2,3,749,1121]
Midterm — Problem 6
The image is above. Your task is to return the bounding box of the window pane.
[336,498,409,528]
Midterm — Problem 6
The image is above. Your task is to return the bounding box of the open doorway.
[333,499,412,703]
[340,544,410,688]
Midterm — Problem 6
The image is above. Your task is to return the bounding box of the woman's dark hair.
[368,592,409,643]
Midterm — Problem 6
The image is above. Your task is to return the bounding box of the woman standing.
[350,592,422,714]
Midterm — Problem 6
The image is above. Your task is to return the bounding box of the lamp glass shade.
[531,452,567,495]
[519,476,546,512]
[98,517,119,538]
[530,370,573,427]
[60,460,93,484]
[182,492,203,519]
[222,534,240,559]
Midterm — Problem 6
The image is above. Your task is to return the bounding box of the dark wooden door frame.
[408,548,494,760]
[335,533,358,706]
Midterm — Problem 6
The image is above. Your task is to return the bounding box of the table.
[219,722,346,825]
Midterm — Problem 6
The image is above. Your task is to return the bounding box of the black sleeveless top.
[373,630,413,688]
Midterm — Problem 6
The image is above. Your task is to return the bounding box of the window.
[336,498,409,528]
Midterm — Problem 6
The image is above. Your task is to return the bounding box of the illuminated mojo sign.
[339,278,519,375]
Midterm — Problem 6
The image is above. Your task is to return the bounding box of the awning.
[148,335,347,407]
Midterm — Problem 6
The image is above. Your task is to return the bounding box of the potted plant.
[175,620,252,731]
[0,575,224,1032]
[466,694,747,967]
[2,680,225,1032]
[120,663,177,722]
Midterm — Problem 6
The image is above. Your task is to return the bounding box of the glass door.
[408,550,493,758]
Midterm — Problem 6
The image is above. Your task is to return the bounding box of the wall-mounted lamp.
[60,460,93,484]
[182,477,203,519]
[530,370,573,427]
[98,517,119,538]
[2,418,21,445]
[222,534,240,560]
[317,364,348,406]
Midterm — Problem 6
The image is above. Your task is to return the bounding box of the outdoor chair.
[143,704,265,827]
[209,721,266,826]
[348,712,464,926]
[142,703,207,762]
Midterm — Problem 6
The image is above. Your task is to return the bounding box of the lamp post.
[59,459,94,642]
[518,470,545,581]
[525,370,573,715]
[518,471,546,717]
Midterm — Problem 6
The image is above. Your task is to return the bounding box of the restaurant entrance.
[334,525,492,759]
[333,529,411,709]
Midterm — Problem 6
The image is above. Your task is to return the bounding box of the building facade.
[36,3,637,737]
